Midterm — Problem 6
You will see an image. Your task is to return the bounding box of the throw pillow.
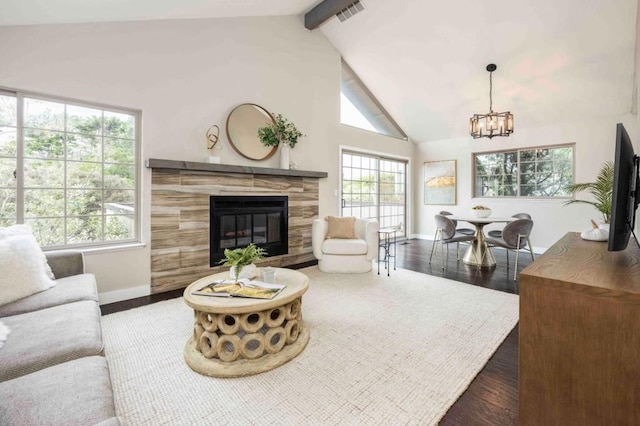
[0,320,9,349]
[325,216,356,239]
[0,233,56,306]
[0,225,55,279]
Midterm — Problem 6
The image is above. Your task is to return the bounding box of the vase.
[230,263,257,281]
[598,223,610,233]
[279,144,290,169]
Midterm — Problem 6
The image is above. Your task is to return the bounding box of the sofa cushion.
[322,238,368,255]
[325,216,356,239]
[0,320,8,349]
[0,356,117,425]
[0,273,98,318]
[0,233,57,306]
[0,300,104,382]
[0,224,54,279]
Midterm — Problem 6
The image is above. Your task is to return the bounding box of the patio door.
[341,151,407,237]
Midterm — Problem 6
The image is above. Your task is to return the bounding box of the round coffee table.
[183,268,309,377]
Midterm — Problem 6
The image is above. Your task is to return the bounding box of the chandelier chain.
[489,70,493,113]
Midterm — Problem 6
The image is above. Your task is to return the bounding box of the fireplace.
[210,195,288,266]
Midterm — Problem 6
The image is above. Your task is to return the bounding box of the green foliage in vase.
[564,161,614,224]
[219,243,267,267]
[218,243,267,281]
[257,114,304,149]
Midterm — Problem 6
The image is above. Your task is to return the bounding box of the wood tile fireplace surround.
[148,159,328,294]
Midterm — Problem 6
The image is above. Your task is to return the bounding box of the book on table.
[192,278,285,300]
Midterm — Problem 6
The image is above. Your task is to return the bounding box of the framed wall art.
[424,160,456,205]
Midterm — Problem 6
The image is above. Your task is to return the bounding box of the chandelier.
[469,64,514,139]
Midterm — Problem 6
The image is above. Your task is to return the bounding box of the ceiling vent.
[336,1,364,22]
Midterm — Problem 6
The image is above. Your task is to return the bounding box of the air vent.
[336,0,365,22]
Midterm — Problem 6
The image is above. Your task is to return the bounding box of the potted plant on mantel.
[564,161,614,230]
[218,243,267,282]
[257,113,304,169]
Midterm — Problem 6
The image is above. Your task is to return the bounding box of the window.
[474,144,574,198]
[340,59,407,140]
[0,90,140,248]
[341,151,407,236]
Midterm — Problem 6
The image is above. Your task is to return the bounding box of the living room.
[0,0,639,424]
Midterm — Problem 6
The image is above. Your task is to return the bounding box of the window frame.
[472,143,575,199]
[0,87,142,249]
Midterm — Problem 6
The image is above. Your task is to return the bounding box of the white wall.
[414,114,637,250]
[0,16,414,301]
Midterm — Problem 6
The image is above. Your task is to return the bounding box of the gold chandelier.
[469,64,514,139]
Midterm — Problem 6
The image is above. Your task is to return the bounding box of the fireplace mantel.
[146,158,328,179]
[149,159,325,294]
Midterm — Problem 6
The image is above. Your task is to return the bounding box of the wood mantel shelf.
[146,158,328,179]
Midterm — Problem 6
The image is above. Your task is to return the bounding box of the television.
[608,123,640,251]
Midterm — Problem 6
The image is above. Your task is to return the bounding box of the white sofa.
[312,218,379,273]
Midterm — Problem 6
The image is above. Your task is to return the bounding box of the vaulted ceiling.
[2,0,637,143]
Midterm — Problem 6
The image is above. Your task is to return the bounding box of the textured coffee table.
[183,268,309,377]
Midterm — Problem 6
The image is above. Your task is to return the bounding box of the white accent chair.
[312,218,379,273]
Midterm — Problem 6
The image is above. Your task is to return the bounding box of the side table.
[377,227,397,276]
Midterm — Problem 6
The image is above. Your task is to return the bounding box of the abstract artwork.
[424,160,456,205]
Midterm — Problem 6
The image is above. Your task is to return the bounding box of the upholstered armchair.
[312,217,379,273]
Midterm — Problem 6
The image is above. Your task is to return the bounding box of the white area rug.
[102,267,518,425]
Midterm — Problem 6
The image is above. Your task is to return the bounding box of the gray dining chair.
[485,218,535,280]
[439,211,475,236]
[487,213,532,239]
[429,214,477,270]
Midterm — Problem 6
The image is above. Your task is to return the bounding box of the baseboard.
[410,233,434,240]
[98,285,150,305]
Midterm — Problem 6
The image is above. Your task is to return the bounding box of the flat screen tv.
[608,123,640,251]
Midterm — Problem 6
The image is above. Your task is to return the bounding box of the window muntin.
[341,151,407,236]
[0,90,139,248]
[474,145,574,198]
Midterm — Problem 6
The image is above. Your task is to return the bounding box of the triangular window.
[340,59,407,140]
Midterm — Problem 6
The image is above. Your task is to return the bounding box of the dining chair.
[429,214,477,270]
[439,211,475,236]
[485,218,535,280]
[487,213,532,238]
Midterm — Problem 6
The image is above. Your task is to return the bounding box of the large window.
[0,90,139,248]
[474,144,574,198]
[341,151,407,236]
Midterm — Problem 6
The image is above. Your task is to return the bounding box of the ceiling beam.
[304,0,355,30]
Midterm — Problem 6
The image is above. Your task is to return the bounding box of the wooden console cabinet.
[519,232,640,425]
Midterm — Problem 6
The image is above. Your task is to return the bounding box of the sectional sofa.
[0,251,118,425]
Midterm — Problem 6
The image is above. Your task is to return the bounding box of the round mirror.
[226,103,277,161]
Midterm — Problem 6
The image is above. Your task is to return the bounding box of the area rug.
[101,266,518,425]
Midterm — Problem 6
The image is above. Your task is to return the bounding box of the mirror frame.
[225,103,277,161]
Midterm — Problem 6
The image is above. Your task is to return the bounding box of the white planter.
[279,144,290,169]
[230,263,257,280]
[598,223,610,233]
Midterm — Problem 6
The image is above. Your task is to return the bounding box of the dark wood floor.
[101,240,531,425]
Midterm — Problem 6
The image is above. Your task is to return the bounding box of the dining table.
[447,215,514,268]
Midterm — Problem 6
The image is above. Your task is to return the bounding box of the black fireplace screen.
[210,195,288,265]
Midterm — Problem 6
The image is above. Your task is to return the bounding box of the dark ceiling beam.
[304,0,354,30]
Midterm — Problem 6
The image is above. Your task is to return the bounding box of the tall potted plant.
[564,161,614,228]
[218,243,266,281]
[258,114,304,169]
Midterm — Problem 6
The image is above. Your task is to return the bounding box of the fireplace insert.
[210,195,288,265]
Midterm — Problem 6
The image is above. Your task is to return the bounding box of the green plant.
[564,161,614,224]
[218,243,267,280]
[257,114,304,149]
